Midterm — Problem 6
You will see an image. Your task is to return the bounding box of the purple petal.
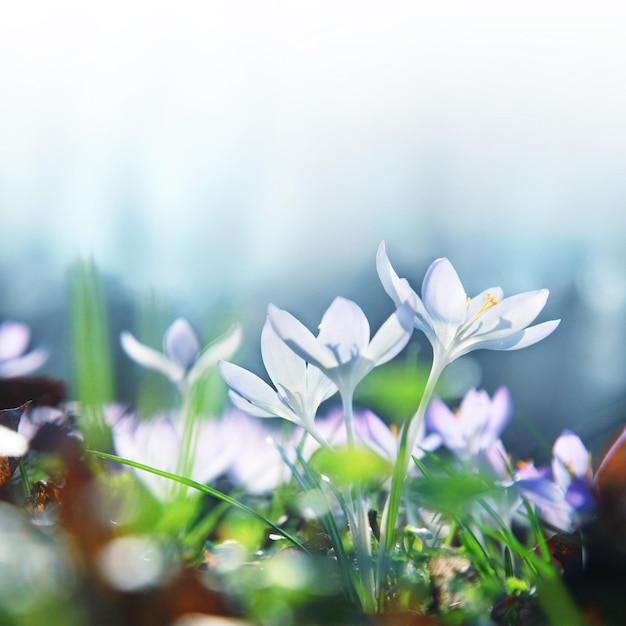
[0,321,30,361]
[164,318,199,371]
[425,396,464,449]
[0,346,49,377]
[481,386,512,446]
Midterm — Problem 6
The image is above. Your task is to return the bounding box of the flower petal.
[120,331,184,382]
[164,318,200,371]
[0,346,49,378]
[425,396,465,449]
[267,304,335,370]
[376,242,418,308]
[187,324,242,385]
[467,289,550,338]
[481,386,513,447]
[0,321,30,361]
[218,360,299,424]
[261,319,307,397]
[365,301,414,366]
[421,258,467,346]
[317,297,370,363]
[552,429,590,489]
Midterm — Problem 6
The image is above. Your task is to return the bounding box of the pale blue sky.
[1,2,625,445]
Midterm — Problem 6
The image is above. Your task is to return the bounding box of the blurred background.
[1,1,625,460]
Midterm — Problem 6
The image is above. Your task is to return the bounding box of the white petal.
[451,319,560,358]
[376,242,418,307]
[365,301,414,366]
[120,331,184,382]
[317,297,370,362]
[0,321,30,361]
[0,346,49,378]
[187,324,242,385]
[218,360,298,423]
[421,258,467,345]
[267,304,334,369]
[261,319,307,397]
[0,424,28,456]
[470,289,550,337]
[164,318,200,370]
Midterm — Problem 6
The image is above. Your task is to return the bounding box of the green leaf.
[308,446,392,487]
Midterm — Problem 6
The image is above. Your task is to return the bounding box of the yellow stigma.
[457,291,499,335]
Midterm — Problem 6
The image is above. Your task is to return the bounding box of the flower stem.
[375,360,443,607]
[341,391,375,612]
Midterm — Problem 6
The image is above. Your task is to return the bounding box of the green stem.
[341,391,375,612]
[174,383,200,499]
[375,359,443,607]
[18,459,31,498]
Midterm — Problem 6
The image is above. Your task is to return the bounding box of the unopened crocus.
[0,320,49,378]
[376,242,560,372]
[552,429,595,517]
[218,320,337,445]
[121,318,242,390]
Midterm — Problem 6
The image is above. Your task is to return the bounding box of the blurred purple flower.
[0,320,49,378]
[121,318,241,389]
[425,387,512,464]
[376,242,560,371]
[111,410,239,501]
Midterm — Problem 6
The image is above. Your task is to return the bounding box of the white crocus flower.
[267,296,415,398]
[218,320,337,443]
[121,318,242,389]
[376,242,560,371]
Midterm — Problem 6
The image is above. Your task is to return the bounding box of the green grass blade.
[88,449,308,552]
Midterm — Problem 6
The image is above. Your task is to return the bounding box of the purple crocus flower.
[552,429,595,518]
[425,387,513,464]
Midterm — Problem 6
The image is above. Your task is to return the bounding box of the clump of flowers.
[2,243,620,626]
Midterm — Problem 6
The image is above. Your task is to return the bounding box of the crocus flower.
[425,387,512,464]
[551,429,595,517]
[376,242,560,371]
[0,320,49,378]
[267,296,415,398]
[224,409,299,495]
[218,320,337,443]
[111,410,239,501]
[303,408,441,466]
[121,318,242,389]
